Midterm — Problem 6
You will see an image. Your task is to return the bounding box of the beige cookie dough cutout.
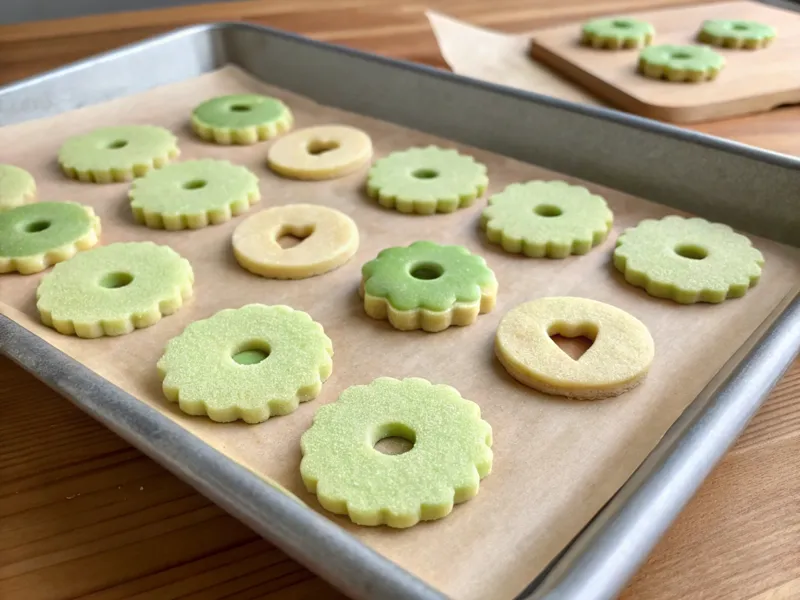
[266,125,372,180]
[233,204,359,279]
[495,297,654,399]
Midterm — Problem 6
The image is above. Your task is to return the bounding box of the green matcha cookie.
[192,94,293,145]
[300,377,493,528]
[59,125,179,183]
[36,241,193,337]
[614,216,764,304]
[698,20,775,50]
[581,17,655,49]
[367,146,488,214]
[158,304,333,424]
[0,202,100,275]
[638,45,725,82]
[129,159,260,230]
[0,165,36,212]
[360,241,497,332]
[481,180,613,258]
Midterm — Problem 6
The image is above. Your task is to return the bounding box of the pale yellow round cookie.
[232,204,359,279]
[495,297,654,399]
[266,125,372,180]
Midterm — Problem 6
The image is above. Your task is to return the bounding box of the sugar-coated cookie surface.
[0,202,100,275]
[300,377,493,528]
[638,44,725,82]
[0,165,36,212]
[158,304,332,424]
[496,297,654,399]
[232,204,358,279]
[36,241,193,338]
[581,17,655,49]
[266,125,372,180]
[698,20,775,50]
[192,94,293,144]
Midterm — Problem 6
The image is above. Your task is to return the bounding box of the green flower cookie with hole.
[0,202,100,274]
[360,241,498,332]
[613,216,764,304]
[698,20,775,50]
[480,180,613,258]
[581,17,655,49]
[129,159,260,230]
[0,164,36,212]
[300,377,493,528]
[638,44,725,82]
[191,94,293,145]
[158,304,333,424]
[36,241,194,337]
[367,146,488,214]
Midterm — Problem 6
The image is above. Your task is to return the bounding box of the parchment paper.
[1,66,799,600]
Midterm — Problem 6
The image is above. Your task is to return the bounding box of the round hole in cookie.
[232,340,271,365]
[674,243,708,260]
[107,140,128,149]
[612,20,633,29]
[307,139,340,155]
[410,262,444,281]
[373,422,416,455]
[99,272,134,289]
[23,220,51,233]
[183,179,207,190]
[732,23,750,31]
[534,204,563,217]
[670,51,694,60]
[412,168,439,179]
[230,104,253,112]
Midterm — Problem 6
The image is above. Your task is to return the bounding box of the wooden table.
[1,2,798,599]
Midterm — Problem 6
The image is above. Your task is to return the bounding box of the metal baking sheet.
[1,23,799,600]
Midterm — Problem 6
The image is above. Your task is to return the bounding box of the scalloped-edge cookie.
[0,164,36,212]
[697,20,775,50]
[191,94,293,145]
[581,17,655,49]
[638,44,725,82]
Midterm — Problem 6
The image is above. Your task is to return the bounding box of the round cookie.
[36,241,193,338]
[581,17,655,49]
[698,20,775,50]
[129,159,260,230]
[158,304,333,424]
[232,204,359,279]
[59,125,179,183]
[480,180,613,258]
[367,146,488,214]
[613,215,764,304]
[191,94,293,144]
[0,202,100,275]
[266,125,372,180]
[300,377,493,528]
[495,297,654,399]
[360,241,497,332]
[638,44,725,82]
[0,165,36,212]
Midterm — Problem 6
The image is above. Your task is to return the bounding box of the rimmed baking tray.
[1,22,799,600]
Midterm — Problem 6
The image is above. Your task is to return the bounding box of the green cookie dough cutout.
[129,159,260,230]
[639,44,725,82]
[481,180,613,258]
[36,241,194,338]
[614,215,764,304]
[0,202,100,275]
[367,146,488,214]
[360,241,498,332]
[581,17,655,49]
[300,377,493,528]
[192,94,293,145]
[0,164,36,212]
[158,304,333,424]
[698,20,775,50]
[58,125,179,183]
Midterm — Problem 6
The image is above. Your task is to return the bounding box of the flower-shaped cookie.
[367,146,488,214]
[480,180,613,258]
[614,216,764,304]
[638,44,725,82]
[191,94,293,144]
[0,164,36,212]
[300,377,493,528]
[581,17,655,49]
[698,20,775,50]
[360,241,497,332]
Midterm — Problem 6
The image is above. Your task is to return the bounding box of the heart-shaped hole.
[548,321,598,361]
[276,224,315,249]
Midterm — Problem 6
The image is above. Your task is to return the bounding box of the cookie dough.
[581,17,655,49]
[613,215,764,304]
[638,45,725,82]
[0,165,36,212]
[267,125,372,180]
[191,94,293,144]
[158,304,333,423]
[232,204,359,279]
[300,377,493,528]
[129,159,260,230]
[36,241,193,338]
[698,20,775,49]
[481,180,613,258]
[495,297,654,399]
[360,240,497,332]
[0,202,100,274]
[367,146,488,214]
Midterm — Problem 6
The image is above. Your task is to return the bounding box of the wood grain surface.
[1,1,798,599]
